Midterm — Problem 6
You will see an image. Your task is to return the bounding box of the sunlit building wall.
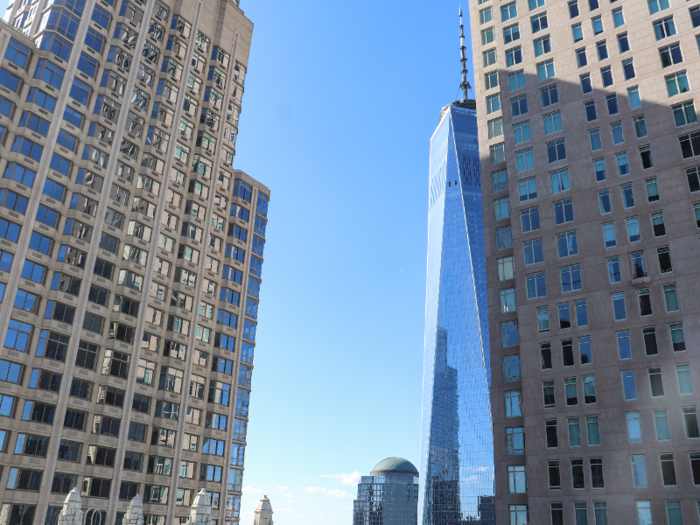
[0,0,268,524]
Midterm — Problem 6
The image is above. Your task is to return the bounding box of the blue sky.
[0,0,476,522]
[235,1,475,523]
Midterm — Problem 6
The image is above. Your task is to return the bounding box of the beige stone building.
[468,0,700,523]
[0,0,267,524]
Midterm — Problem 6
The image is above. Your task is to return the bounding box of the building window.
[547,139,566,163]
[537,59,555,80]
[594,158,606,180]
[632,458,648,488]
[603,223,616,248]
[538,307,550,333]
[627,412,642,442]
[516,149,534,172]
[550,168,570,193]
[511,94,528,116]
[508,465,526,493]
[521,207,540,233]
[622,371,637,400]
[509,505,527,525]
[531,12,548,33]
[661,454,677,486]
[506,46,522,67]
[548,461,561,490]
[541,84,558,107]
[569,417,581,446]
[557,231,578,258]
[676,364,693,395]
[513,121,531,144]
[611,122,624,144]
[526,272,546,298]
[505,391,522,417]
[672,101,697,126]
[545,419,558,448]
[490,143,505,164]
[666,71,689,97]
[506,427,525,454]
[534,35,550,56]
[565,377,578,406]
[586,416,600,446]
[496,226,512,249]
[500,288,517,313]
[498,256,514,281]
[560,265,582,292]
[571,459,585,489]
[638,288,652,316]
[581,73,592,94]
[543,381,555,408]
[541,343,552,369]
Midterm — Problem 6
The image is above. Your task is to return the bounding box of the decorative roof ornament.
[57,489,84,525]
[123,495,144,525]
[187,489,213,525]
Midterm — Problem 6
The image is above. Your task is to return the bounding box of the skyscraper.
[418,13,494,524]
[0,1,267,524]
[469,0,700,523]
[353,457,419,525]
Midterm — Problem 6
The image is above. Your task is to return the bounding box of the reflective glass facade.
[353,474,419,525]
[418,103,494,525]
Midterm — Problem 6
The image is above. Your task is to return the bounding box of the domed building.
[352,457,419,525]
[253,495,273,525]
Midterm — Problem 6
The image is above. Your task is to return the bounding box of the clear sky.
[234,1,475,523]
[0,0,476,522]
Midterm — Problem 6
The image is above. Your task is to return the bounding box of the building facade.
[353,457,419,525]
[418,96,494,525]
[468,0,700,523]
[0,0,267,524]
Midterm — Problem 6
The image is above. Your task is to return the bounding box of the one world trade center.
[417,10,494,525]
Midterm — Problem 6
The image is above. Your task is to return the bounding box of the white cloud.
[326,490,353,499]
[302,487,354,499]
[321,471,362,486]
[242,486,265,494]
[276,485,288,491]
[285,499,294,503]
[284,494,292,498]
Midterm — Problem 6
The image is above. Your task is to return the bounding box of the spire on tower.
[459,6,471,101]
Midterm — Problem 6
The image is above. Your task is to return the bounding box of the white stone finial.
[186,489,213,525]
[57,489,83,525]
[123,495,144,525]
[253,495,273,525]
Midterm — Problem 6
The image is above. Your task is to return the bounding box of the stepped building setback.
[0,0,268,524]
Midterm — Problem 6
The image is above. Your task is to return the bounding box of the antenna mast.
[459,6,471,101]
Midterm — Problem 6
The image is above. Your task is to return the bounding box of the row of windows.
[5,466,239,499]
[510,499,697,525]
[0,391,249,437]
[500,253,676,308]
[0,429,244,470]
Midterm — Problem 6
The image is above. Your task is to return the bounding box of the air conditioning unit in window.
[109,330,116,339]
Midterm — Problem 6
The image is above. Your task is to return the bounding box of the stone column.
[186,490,213,525]
[57,489,84,525]
[123,496,145,525]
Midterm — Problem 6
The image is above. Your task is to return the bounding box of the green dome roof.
[371,457,419,476]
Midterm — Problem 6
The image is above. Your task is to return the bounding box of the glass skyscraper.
[418,99,494,525]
